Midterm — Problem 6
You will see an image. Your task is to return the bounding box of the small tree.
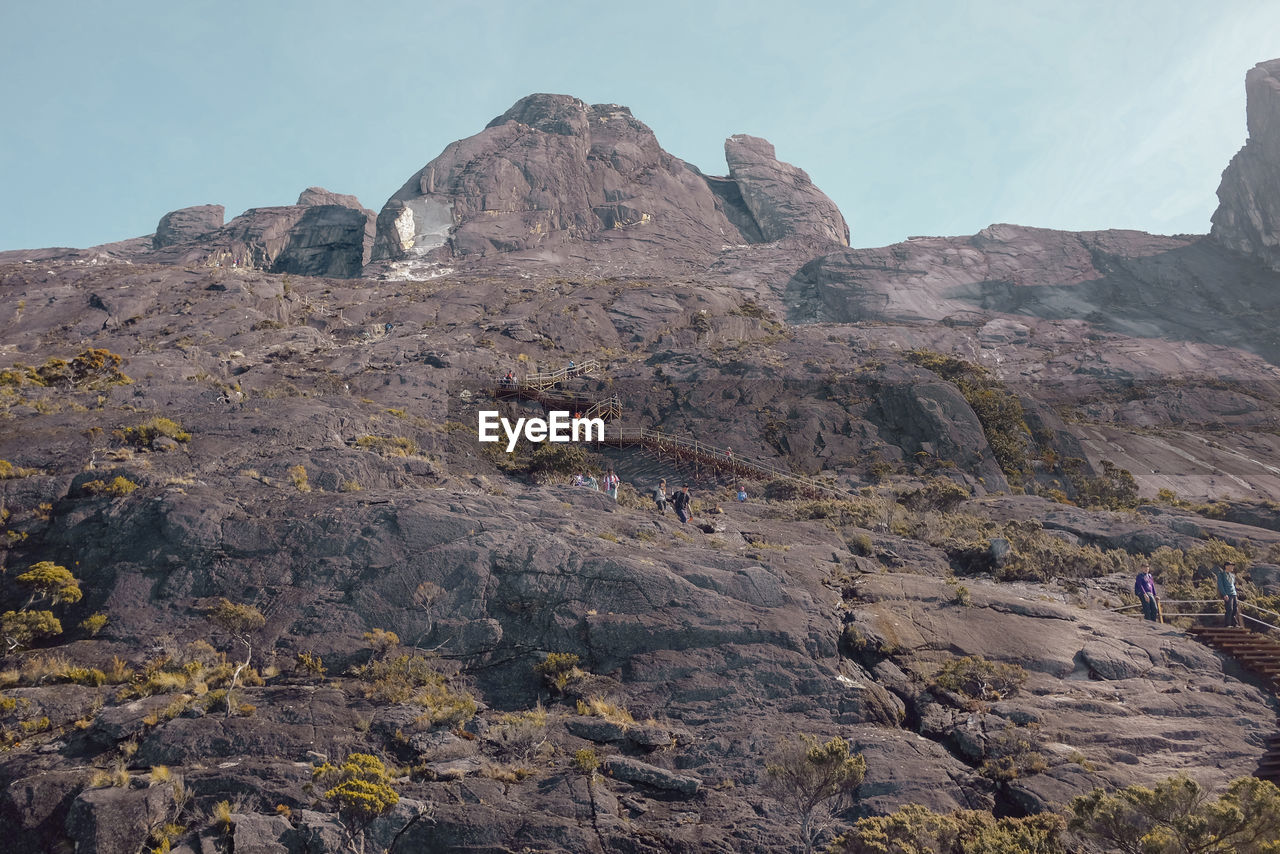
[16,561,82,609]
[2,561,82,654]
[206,599,264,717]
[764,735,867,854]
[1068,774,1280,854]
[314,753,400,854]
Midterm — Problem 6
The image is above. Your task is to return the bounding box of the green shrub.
[1063,458,1139,510]
[533,652,584,692]
[572,748,600,775]
[83,475,139,496]
[899,477,970,513]
[1069,774,1280,854]
[765,735,866,854]
[979,725,1048,781]
[355,435,417,457]
[313,754,400,843]
[831,803,1066,853]
[932,655,1027,703]
[118,417,190,449]
[907,349,1031,482]
[79,612,108,636]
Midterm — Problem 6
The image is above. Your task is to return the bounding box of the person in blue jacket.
[1216,562,1241,627]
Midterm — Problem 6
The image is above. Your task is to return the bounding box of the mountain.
[1,65,1280,854]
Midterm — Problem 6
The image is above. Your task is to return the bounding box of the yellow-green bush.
[932,655,1027,703]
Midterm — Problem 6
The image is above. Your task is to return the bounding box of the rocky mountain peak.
[1211,58,1280,269]
[370,94,850,268]
[485,92,593,136]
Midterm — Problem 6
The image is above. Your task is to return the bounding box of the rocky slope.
[1,63,1280,854]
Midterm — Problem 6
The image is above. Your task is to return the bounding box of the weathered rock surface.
[602,756,702,795]
[724,134,849,245]
[7,60,1280,854]
[153,204,224,248]
[1213,58,1280,271]
[372,94,752,263]
[370,93,849,269]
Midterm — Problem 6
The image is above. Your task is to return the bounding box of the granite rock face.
[724,134,849,245]
[1213,58,1280,270]
[373,94,748,262]
[152,204,224,249]
[148,187,374,277]
[371,93,848,264]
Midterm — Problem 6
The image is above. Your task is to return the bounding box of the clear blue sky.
[2,1,1279,252]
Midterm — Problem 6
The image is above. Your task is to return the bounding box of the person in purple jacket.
[1134,565,1159,622]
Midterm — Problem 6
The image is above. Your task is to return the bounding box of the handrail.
[1113,599,1280,635]
[591,425,855,500]
[522,359,599,390]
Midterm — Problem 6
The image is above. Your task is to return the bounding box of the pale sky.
[2,0,1279,252]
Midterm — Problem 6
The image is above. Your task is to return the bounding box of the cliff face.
[1212,58,1280,270]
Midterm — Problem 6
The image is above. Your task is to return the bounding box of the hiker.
[603,468,620,501]
[725,446,733,462]
[736,484,747,502]
[653,479,668,514]
[671,485,692,524]
[1134,565,1159,622]
[1217,562,1241,627]
[574,473,587,488]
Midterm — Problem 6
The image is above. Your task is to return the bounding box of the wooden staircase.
[1187,625,1280,784]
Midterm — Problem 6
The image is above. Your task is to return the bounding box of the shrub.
[1069,774,1280,854]
[1064,458,1139,510]
[533,652,584,692]
[933,656,1027,703]
[118,417,190,449]
[0,460,36,479]
[831,803,1066,853]
[206,599,264,717]
[765,735,867,854]
[79,612,108,636]
[490,704,548,761]
[2,610,62,653]
[314,753,400,846]
[575,696,634,727]
[906,349,1032,482]
[523,444,595,479]
[288,465,311,493]
[355,435,417,457]
[83,475,139,496]
[572,748,600,775]
[899,478,970,513]
[296,651,326,677]
[980,725,1048,781]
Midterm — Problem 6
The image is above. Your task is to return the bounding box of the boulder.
[153,204,224,248]
[230,812,298,854]
[601,756,701,796]
[65,783,176,854]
